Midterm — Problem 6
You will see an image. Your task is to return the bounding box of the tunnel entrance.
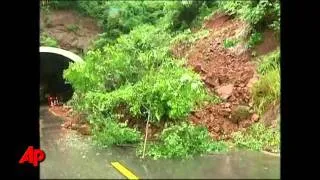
[40,47,82,105]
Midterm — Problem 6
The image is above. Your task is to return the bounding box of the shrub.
[160,1,219,32]
[65,24,172,93]
[66,24,79,33]
[125,63,208,122]
[218,0,280,48]
[137,122,228,159]
[64,23,210,149]
[90,114,142,147]
[218,0,280,31]
[257,49,280,75]
[247,31,263,48]
[69,62,208,123]
[77,1,167,45]
[43,0,78,10]
[252,68,280,115]
[40,33,59,47]
[233,122,280,153]
[252,49,280,115]
[223,38,240,48]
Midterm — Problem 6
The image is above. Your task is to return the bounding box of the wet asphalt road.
[40,106,280,179]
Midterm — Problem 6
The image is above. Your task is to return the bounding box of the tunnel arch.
[40,47,84,63]
[40,46,84,104]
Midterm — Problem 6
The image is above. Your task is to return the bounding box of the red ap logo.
[19,146,46,167]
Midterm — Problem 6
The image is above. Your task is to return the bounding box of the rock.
[240,121,251,128]
[193,63,207,73]
[79,124,91,135]
[224,103,231,108]
[63,122,72,128]
[216,84,234,100]
[251,114,259,122]
[194,112,202,119]
[261,104,280,127]
[212,126,220,133]
[247,73,259,89]
[71,123,79,130]
[205,79,217,88]
[230,105,251,123]
[194,63,202,72]
[207,107,214,113]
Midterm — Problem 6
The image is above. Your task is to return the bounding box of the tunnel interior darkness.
[40,52,74,105]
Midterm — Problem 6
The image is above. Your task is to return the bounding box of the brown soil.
[254,30,279,56]
[178,14,279,140]
[260,103,280,128]
[205,13,231,30]
[49,106,91,135]
[114,104,165,140]
[40,10,102,54]
[49,104,163,140]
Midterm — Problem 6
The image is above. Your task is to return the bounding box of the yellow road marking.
[111,162,139,179]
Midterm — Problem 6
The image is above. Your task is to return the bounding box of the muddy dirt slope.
[178,14,279,140]
[40,10,101,54]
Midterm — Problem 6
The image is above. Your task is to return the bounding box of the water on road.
[40,106,280,179]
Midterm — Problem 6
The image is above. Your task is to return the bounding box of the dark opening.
[40,52,74,105]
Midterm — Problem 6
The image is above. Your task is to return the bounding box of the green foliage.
[223,38,240,48]
[43,0,218,48]
[64,25,208,149]
[65,25,172,93]
[43,0,78,10]
[40,33,59,47]
[218,0,280,31]
[137,122,227,159]
[257,49,280,75]
[66,24,79,33]
[218,0,280,48]
[247,31,263,48]
[125,63,207,122]
[191,1,219,28]
[161,1,216,31]
[233,122,280,153]
[244,51,280,153]
[64,24,209,146]
[66,62,207,123]
[40,3,50,14]
[268,1,280,32]
[90,115,142,147]
[252,50,280,115]
[253,68,280,115]
[77,1,167,45]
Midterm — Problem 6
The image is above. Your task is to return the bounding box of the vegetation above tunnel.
[41,0,280,159]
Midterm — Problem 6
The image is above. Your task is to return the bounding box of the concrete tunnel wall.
[40,47,84,104]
